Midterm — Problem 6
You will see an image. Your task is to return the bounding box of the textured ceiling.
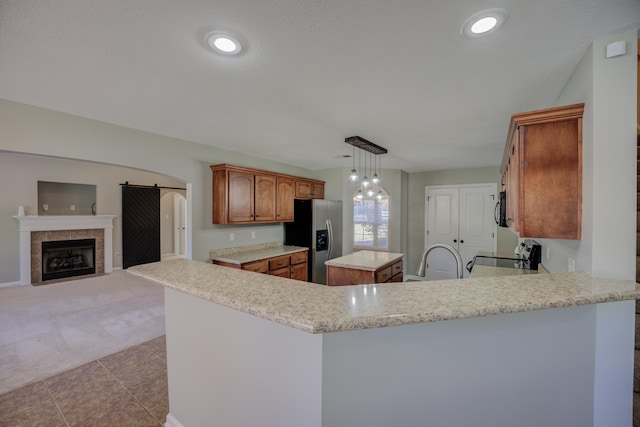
[0,0,638,172]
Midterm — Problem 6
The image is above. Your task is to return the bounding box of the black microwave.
[495,191,508,228]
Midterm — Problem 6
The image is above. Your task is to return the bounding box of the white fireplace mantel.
[13,215,117,285]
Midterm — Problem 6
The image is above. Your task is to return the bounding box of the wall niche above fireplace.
[38,181,97,216]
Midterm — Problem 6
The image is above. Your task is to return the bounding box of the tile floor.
[0,335,168,426]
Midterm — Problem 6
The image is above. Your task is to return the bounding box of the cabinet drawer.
[241,260,268,273]
[269,255,290,270]
[375,266,393,283]
[291,251,308,265]
[269,266,290,278]
[391,260,403,276]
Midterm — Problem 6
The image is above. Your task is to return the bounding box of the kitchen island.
[325,250,404,285]
[128,259,639,427]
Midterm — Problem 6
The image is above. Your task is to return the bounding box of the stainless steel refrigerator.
[284,199,342,284]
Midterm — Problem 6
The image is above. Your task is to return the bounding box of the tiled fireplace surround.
[13,215,116,285]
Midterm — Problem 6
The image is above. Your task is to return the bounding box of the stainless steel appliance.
[495,191,508,227]
[467,239,542,272]
[284,199,342,284]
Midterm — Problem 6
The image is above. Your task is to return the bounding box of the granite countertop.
[210,242,308,265]
[324,250,404,271]
[128,258,640,335]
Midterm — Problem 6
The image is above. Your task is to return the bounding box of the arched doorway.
[161,191,187,259]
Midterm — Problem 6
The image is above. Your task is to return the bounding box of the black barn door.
[122,185,160,269]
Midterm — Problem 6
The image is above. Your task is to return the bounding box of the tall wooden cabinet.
[210,164,324,224]
[501,103,584,240]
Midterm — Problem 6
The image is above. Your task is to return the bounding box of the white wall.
[541,29,638,279]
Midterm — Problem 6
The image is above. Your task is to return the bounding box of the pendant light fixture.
[345,136,388,200]
[349,146,358,182]
[372,155,381,185]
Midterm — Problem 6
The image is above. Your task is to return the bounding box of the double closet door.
[425,184,497,279]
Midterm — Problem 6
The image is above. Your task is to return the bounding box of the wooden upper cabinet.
[227,171,255,223]
[276,177,294,221]
[501,103,584,240]
[254,174,276,222]
[210,164,323,224]
[295,179,325,199]
[311,182,324,199]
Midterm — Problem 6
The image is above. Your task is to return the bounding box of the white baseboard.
[0,280,24,288]
[164,413,185,427]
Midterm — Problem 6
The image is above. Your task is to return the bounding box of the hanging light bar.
[345,136,387,200]
[345,136,388,154]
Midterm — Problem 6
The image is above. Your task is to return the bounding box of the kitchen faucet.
[404,243,464,281]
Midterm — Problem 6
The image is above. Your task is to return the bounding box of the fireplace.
[13,215,116,285]
[42,238,96,281]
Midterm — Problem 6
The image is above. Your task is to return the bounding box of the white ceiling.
[0,0,638,172]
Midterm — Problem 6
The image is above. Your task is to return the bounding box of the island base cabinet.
[327,259,403,286]
[164,287,634,427]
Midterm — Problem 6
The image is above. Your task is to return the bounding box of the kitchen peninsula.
[129,259,639,427]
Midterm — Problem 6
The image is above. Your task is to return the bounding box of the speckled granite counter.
[128,258,640,334]
[324,250,403,271]
[210,242,308,265]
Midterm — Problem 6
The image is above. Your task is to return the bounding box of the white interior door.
[458,186,497,275]
[174,194,187,257]
[425,188,459,280]
[425,185,497,279]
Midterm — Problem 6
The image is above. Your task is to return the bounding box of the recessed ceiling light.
[461,8,508,38]
[206,31,242,55]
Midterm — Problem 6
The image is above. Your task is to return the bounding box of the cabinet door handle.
[460,240,464,244]
[453,239,457,243]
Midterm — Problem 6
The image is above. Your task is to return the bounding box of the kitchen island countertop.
[324,250,403,271]
[128,258,640,334]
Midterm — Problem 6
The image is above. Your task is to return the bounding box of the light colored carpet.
[0,270,165,395]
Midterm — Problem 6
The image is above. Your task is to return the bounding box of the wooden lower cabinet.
[214,250,308,282]
[290,262,308,281]
[327,259,403,286]
[241,259,268,273]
